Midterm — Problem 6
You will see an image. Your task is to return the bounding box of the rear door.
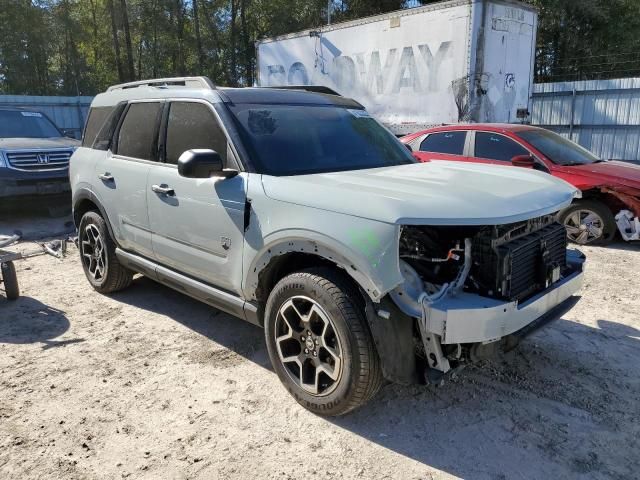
[471,131,530,166]
[93,101,163,258]
[413,130,470,163]
[146,100,247,295]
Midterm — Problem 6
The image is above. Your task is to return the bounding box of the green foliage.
[0,0,637,95]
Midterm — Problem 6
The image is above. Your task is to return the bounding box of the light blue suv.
[70,77,585,415]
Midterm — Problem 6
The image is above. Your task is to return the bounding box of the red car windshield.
[517,129,602,166]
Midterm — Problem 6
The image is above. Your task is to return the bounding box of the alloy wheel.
[563,209,605,245]
[274,296,343,396]
[81,224,107,281]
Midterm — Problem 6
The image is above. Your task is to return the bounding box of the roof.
[402,123,541,141]
[257,0,537,44]
[91,77,363,109]
[218,87,362,108]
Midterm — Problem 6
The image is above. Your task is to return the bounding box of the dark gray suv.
[0,107,79,204]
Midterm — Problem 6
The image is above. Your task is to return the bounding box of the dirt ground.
[1,211,639,480]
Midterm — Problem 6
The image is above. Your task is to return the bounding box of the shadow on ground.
[0,296,84,349]
[110,276,640,478]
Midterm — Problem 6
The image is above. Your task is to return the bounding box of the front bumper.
[0,167,70,199]
[423,249,585,344]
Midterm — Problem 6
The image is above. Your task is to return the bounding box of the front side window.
[0,110,61,138]
[165,102,227,165]
[229,104,415,176]
[117,102,162,161]
[474,132,528,162]
[517,129,601,165]
[419,131,466,155]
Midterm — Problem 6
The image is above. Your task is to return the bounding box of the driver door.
[146,100,246,295]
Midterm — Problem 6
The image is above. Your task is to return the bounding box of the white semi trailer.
[256,0,538,134]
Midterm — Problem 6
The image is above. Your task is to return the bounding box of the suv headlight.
[0,151,6,168]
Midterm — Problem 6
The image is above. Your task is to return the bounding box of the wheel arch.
[72,188,118,245]
[245,236,401,307]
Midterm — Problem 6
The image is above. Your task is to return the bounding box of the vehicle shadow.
[0,296,84,349]
[596,239,640,252]
[111,277,640,478]
[111,275,270,369]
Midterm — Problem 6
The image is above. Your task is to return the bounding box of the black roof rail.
[107,76,215,91]
[261,85,342,96]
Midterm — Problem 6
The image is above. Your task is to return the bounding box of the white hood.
[262,161,578,225]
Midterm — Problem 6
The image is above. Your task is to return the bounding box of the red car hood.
[559,161,640,190]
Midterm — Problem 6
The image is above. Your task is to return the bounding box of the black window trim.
[112,99,165,163]
[159,97,243,171]
[419,130,468,156]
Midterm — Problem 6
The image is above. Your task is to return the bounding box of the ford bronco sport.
[0,107,79,204]
[70,77,585,416]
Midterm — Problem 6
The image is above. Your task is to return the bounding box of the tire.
[1,261,20,300]
[264,268,383,416]
[558,200,617,246]
[78,210,133,293]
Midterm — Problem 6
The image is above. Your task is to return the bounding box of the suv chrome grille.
[5,149,73,171]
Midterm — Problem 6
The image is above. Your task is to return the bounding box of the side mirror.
[178,149,237,179]
[511,154,535,169]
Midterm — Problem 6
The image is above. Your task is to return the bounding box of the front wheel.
[559,200,616,245]
[78,211,133,293]
[264,268,382,416]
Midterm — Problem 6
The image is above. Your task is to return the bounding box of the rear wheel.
[78,211,133,293]
[264,268,382,416]
[559,200,616,245]
[1,261,19,300]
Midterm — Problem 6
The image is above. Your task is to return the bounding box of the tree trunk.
[193,0,205,73]
[174,0,186,76]
[240,0,251,85]
[119,0,136,80]
[107,0,124,82]
[229,0,238,85]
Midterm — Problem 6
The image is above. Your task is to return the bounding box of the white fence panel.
[532,78,640,162]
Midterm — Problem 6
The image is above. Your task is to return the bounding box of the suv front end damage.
[388,215,585,382]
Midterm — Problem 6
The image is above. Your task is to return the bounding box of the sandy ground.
[1,211,639,480]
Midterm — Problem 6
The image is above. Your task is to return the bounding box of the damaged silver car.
[71,77,585,416]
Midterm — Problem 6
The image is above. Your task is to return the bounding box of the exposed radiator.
[471,219,567,302]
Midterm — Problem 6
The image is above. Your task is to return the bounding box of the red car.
[401,124,640,245]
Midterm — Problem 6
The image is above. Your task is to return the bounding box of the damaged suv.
[71,77,585,416]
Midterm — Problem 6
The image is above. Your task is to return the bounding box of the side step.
[115,248,260,326]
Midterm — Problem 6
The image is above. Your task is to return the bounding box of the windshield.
[229,104,416,175]
[0,110,62,138]
[518,129,600,166]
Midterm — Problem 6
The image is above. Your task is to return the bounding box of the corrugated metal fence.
[2,81,640,161]
[0,95,93,139]
[532,77,640,162]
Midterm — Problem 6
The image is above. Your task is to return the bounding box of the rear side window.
[419,131,466,155]
[474,132,528,162]
[117,102,162,160]
[164,102,227,165]
[82,107,114,147]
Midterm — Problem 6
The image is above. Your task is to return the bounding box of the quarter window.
[474,132,528,162]
[82,106,114,148]
[117,102,162,160]
[419,131,466,155]
[165,102,227,165]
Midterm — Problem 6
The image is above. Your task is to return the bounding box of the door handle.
[98,172,114,182]
[151,184,175,196]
